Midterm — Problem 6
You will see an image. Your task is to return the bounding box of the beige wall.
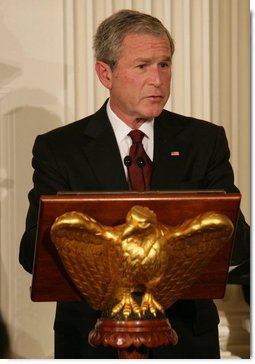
[0,0,250,358]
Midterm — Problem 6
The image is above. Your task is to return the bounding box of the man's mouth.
[146,95,163,101]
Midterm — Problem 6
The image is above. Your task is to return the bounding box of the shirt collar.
[106,99,154,141]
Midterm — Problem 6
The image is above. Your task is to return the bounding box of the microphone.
[124,156,134,190]
[124,156,132,167]
[137,156,146,191]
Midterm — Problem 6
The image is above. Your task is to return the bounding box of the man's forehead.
[123,31,170,43]
[121,32,171,54]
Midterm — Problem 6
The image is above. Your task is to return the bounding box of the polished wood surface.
[88,318,178,359]
[31,192,240,302]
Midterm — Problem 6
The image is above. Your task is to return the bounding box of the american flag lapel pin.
[170,151,180,156]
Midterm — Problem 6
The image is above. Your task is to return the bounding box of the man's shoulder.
[41,116,90,139]
[160,109,222,131]
[37,101,109,141]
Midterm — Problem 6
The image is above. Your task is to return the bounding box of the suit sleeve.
[19,134,70,273]
[203,127,238,192]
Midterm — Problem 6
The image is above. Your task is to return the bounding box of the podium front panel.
[31,192,240,302]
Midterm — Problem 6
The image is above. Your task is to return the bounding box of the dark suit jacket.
[19,101,250,358]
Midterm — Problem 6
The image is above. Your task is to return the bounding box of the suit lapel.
[81,103,128,191]
[152,111,188,190]
[81,104,190,191]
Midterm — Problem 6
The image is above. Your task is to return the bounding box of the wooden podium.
[31,191,240,358]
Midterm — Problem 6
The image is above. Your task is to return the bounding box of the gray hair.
[93,9,175,70]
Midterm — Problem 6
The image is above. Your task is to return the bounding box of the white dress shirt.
[106,100,154,178]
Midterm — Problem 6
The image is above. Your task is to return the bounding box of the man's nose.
[148,66,161,87]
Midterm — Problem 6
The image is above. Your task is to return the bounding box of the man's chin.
[141,108,164,119]
[141,100,166,118]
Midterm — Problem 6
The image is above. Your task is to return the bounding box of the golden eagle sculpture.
[50,206,233,319]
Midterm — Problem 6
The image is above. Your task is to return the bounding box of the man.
[19,9,249,359]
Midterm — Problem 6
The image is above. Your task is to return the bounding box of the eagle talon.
[141,292,164,316]
[111,291,141,319]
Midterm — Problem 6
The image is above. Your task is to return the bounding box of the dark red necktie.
[128,129,153,191]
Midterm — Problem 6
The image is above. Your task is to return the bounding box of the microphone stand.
[124,156,134,190]
[137,156,146,191]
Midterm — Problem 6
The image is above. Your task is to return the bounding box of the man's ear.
[95,61,113,89]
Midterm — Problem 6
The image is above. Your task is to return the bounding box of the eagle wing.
[50,211,123,310]
[149,211,234,309]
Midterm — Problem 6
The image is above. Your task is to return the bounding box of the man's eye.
[137,64,146,69]
[159,62,169,68]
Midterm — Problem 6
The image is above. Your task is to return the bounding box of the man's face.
[107,33,172,126]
